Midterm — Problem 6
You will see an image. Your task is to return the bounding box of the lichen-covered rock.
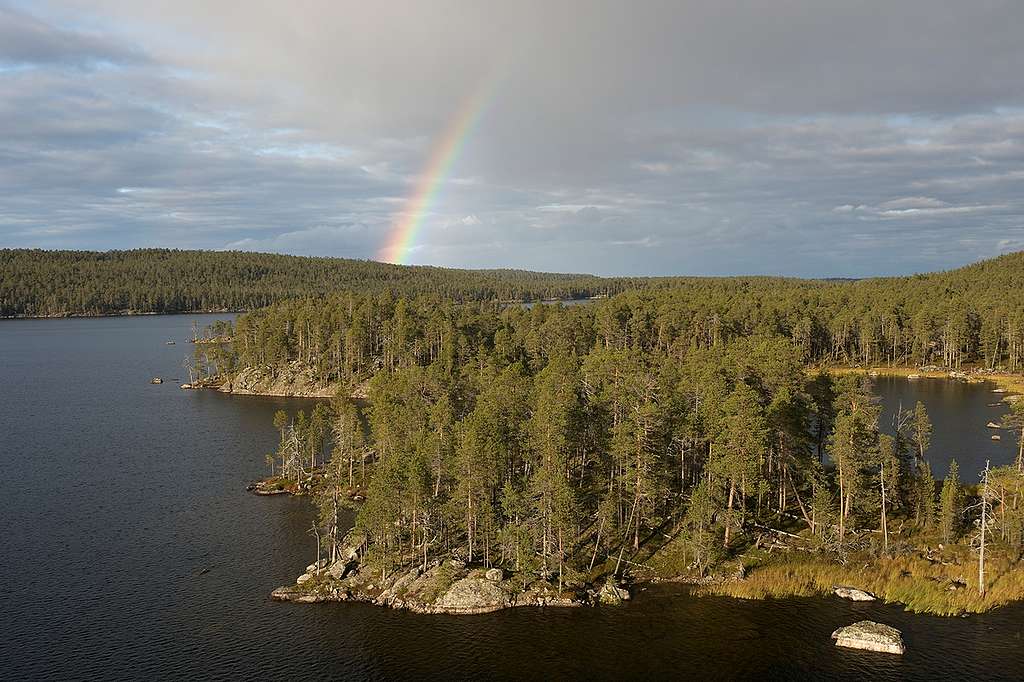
[306,559,328,573]
[435,578,509,613]
[833,586,877,602]
[271,586,299,601]
[485,568,504,582]
[832,621,905,654]
[599,582,630,605]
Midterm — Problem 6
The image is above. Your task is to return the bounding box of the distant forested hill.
[0,249,641,317]
[4,248,1024,353]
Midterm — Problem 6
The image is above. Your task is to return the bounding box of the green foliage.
[227,249,1024,599]
[939,459,962,544]
[0,248,625,317]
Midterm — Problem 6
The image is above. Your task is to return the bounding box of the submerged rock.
[832,621,905,654]
[833,585,877,602]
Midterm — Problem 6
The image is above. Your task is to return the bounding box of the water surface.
[875,375,1017,481]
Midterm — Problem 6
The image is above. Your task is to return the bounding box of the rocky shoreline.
[268,529,651,615]
[217,363,366,399]
[271,556,599,614]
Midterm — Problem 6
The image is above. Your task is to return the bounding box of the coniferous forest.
[0,249,631,317]
[178,250,1024,615]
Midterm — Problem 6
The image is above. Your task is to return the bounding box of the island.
[170,251,1024,618]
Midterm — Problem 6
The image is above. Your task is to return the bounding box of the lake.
[874,375,1017,482]
[2,315,1023,680]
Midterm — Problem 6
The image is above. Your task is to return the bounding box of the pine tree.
[939,459,962,544]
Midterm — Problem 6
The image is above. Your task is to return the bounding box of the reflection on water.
[1,316,1022,680]
[875,376,1016,481]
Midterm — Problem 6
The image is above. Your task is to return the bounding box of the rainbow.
[377,78,496,265]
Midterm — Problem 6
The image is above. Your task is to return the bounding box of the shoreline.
[819,364,1024,397]
[1,308,245,321]
[211,363,1024,402]
[265,525,1024,617]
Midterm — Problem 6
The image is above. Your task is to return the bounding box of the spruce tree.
[939,460,962,544]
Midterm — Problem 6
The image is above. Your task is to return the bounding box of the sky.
[2,1,1024,277]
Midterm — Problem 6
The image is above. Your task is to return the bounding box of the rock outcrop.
[831,621,905,654]
[599,582,631,605]
[219,363,341,398]
[833,585,877,602]
[435,578,510,614]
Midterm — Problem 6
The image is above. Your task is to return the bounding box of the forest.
[0,248,633,317]
[215,251,1024,391]
[213,251,1024,613]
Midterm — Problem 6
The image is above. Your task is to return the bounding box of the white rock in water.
[833,585,877,602]
[832,621,905,654]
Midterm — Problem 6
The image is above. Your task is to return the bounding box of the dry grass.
[700,546,1024,616]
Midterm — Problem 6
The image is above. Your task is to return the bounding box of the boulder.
[485,568,504,582]
[832,621,905,654]
[435,578,508,612]
[599,582,630,605]
[306,559,328,573]
[833,585,877,602]
[295,572,313,585]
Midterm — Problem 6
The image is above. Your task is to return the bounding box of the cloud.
[2,2,1024,276]
[0,6,143,67]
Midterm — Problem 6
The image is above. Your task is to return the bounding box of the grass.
[699,545,1024,616]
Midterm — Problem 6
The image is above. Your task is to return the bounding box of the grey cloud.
[3,2,1024,276]
[0,5,142,66]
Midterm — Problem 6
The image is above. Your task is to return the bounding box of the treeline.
[0,249,633,317]
[9,249,1024,371]
[226,252,1024,392]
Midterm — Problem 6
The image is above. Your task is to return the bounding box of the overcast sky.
[2,1,1024,276]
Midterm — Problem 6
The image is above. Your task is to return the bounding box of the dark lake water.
[2,315,1023,680]
[874,375,1017,482]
